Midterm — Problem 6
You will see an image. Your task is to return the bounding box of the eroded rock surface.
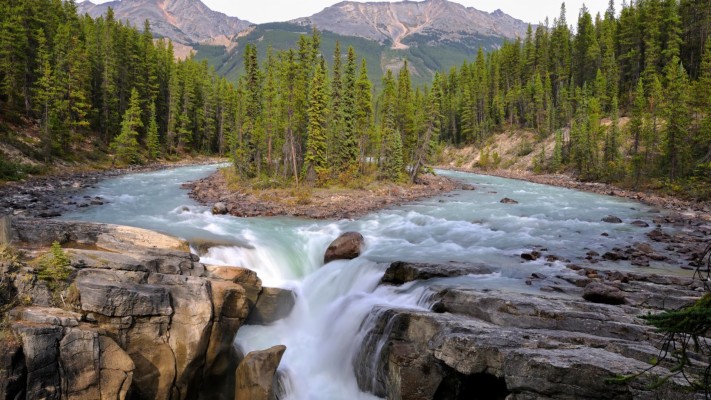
[235,345,286,400]
[4,219,257,400]
[353,260,705,399]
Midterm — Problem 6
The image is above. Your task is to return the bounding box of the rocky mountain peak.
[77,0,252,44]
[292,0,529,49]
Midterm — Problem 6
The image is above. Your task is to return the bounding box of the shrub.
[37,241,71,291]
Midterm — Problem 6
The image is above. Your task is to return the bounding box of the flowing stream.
[61,164,680,399]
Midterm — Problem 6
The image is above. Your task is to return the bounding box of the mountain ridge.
[77,0,252,44]
[291,0,529,49]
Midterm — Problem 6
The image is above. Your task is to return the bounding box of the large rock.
[247,287,296,325]
[355,261,704,399]
[7,219,252,400]
[0,337,26,400]
[212,202,228,215]
[382,261,494,285]
[582,282,626,305]
[323,232,364,264]
[235,345,286,400]
[602,215,623,223]
[12,322,63,399]
[8,307,135,400]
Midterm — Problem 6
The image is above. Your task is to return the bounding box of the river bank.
[443,166,711,221]
[0,157,227,218]
[185,168,474,219]
[435,166,710,274]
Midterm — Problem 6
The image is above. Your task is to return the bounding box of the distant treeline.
[1,0,710,192]
[430,0,711,190]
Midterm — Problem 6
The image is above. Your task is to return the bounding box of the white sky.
[94,1,624,26]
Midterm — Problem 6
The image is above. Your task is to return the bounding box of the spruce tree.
[662,58,691,180]
[304,60,328,185]
[338,47,359,171]
[146,101,161,160]
[111,88,143,164]
[355,58,373,171]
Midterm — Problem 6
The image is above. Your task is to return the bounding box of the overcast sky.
[95,0,624,26]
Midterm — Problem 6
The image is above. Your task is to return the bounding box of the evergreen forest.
[1,0,710,196]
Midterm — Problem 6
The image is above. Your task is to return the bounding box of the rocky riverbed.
[2,218,709,399]
[440,167,711,276]
[184,169,474,219]
[0,158,225,218]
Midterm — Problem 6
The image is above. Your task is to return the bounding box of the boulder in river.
[582,281,626,305]
[630,220,650,228]
[212,202,228,215]
[602,215,623,223]
[235,345,286,400]
[500,197,519,204]
[323,232,364,264]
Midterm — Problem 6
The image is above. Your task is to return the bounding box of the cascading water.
[61,164,681,399]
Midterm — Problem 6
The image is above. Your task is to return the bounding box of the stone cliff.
[0,218,291,400]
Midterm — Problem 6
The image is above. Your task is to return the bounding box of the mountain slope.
[77,0,252,44]
[291,0,529,49]
[78,0,531,85]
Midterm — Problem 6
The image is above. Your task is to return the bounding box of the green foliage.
[111,88,143,164]
[145,101,161,160]
[37,241,71,292]
[635,293,711,394]
[0,158,43,181]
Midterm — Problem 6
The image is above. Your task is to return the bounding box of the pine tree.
[304,60,328,185]
[379,70,403,181]
[33,28,55,161]
[338,46,359,171]
[355,58,373,172]
[662,58,691,180]
[111,88,143,164]
[697,36,711,162]
[146,101,161,159]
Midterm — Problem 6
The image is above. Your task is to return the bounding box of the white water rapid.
[61,164,681,399]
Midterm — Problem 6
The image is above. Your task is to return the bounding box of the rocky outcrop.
[323,232,365,264]
[77,0,252,44]
[246,287,296,325]
[5,219,258,400]
[353,260,705,399]
[235,345,286,400]
[0,337,26,400]
[382,261,493,285]
[292,0,529,49]
[7,307,134,400]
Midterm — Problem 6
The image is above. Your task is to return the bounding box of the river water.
[61,164,676,399]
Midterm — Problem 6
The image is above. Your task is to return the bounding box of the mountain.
[77,0,252,44]
[78,0,531,86]
[291,0,529,50]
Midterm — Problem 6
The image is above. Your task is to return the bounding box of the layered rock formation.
[2,218,292,400]
[355,261,706,399]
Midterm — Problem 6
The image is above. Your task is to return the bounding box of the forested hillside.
[430,1,711,197]
[0,0,240,172]
[1,0,710,199]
